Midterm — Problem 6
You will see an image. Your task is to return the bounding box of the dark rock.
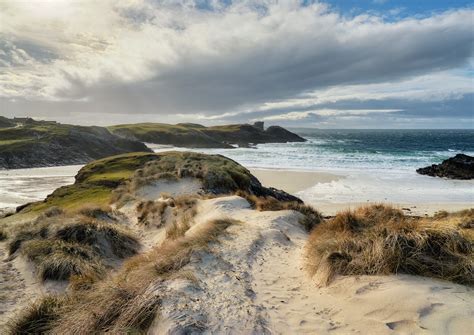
[264,125,306,143]
[416,154,474,180]
[16,202,34,213]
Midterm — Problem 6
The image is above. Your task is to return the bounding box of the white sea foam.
[0,165,82,209]
[296,169,474,205]
[1,132,473,211]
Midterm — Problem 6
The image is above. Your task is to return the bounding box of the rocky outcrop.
[0,118,151,169]
[416,154,474,180]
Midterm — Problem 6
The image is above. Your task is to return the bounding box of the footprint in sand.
[386,319,425,332]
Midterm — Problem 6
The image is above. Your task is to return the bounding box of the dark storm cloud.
[0,1,473,127]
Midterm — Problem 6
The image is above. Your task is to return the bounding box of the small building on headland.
[253,121,264,131]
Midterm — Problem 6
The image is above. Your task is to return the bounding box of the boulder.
[416,154,474,180]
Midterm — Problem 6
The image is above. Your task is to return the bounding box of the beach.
[0,164,472,218]
[250,168,473,216]
[1,153,472,334]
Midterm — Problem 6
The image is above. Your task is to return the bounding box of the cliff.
[0,118,151,169]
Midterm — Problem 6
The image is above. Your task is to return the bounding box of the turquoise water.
[150,129,474,205]
[153,129,474,172]
[1,129,472,209]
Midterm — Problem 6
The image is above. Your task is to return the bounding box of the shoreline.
[250,168,473,216]
[0,165,471,218]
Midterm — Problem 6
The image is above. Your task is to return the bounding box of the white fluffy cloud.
[0,0,473,127]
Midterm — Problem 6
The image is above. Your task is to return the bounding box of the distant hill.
[108,122,306,148]
[0,116,15,128]
[0,118,151,169]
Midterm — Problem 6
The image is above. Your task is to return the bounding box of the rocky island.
[416,153,474,180]
[108,121,306,148]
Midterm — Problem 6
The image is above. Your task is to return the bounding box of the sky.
[0,0,473,128]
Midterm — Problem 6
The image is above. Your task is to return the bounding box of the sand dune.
[1,179,472,333]
[151,196,474,334]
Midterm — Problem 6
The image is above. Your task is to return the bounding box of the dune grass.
[55,219,140,258]
[22,239,105,281]
[305,204,474,286]
[8,226,49,255]
[7,206,140,282]
[237,191,322,231]
[136,200,168,227]
[9,218,238,334]
[0,228,7,241]
[6,295,65,334]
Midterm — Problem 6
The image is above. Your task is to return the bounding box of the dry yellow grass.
[5,206,140,282]
[8,218,238,334]
[305,204,473,286]
[236,191,322,231]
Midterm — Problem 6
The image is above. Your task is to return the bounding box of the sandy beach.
[1,159,472,334]
[0,166,471,218]
[250,169,342,194]
[250,168,473,216]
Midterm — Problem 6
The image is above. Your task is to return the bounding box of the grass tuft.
[55,219,140,258]
[6,296,64,334]
[0,228,7,241]
[75,205,115,221]
[8,226,48,255]
[305,205,474,286]
[30,218,237,334]
[21,240,105,281]
[237,191,322,231]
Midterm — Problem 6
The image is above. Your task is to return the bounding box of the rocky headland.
[0,118,151,169]
[0,118,306,169]
[108,121,306,148]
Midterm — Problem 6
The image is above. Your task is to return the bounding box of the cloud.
[0,0,473,128]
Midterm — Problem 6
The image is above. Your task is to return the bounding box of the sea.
[1,129,473,211]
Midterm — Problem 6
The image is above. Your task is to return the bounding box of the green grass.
[75,152,158,184]
[17,153,157,213]
[0,139,31,146]
[24,185,112,213]
[110,122,197,133]
[120,151,255,195]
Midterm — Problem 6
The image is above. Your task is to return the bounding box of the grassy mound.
[305,205,474,286]
[55,220,139,258]
[12,218,237,334]
[13,151,298,215]
[22,240,105,281]
[106,151,300,206]
[7,206,140,281]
